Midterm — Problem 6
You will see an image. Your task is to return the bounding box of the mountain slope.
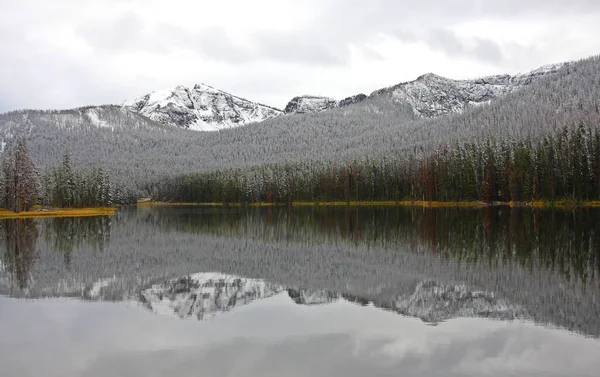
[124,84,282,131]
[1,56,599,190]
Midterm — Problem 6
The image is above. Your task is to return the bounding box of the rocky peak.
[123,84,282,131]
[283,96,339,114]
[283,93,368,115]
[370,62,571,118]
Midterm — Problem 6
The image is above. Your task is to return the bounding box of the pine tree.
[2,138,39,212]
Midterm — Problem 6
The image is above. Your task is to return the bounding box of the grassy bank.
[0,207,117,219]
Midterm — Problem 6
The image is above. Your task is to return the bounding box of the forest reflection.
[1,215,112,290]
[1,206,599,295]
[145,206,600,284]
[41,216,112,268]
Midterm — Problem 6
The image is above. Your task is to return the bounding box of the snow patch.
[124,84,282,132]
[86,108,110,128]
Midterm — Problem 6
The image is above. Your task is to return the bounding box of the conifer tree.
[2,138,39,212]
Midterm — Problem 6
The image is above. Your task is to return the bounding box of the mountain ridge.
[368,61,572,117]
[120,60,572,130]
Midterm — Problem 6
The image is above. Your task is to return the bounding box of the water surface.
[1,206,599,376]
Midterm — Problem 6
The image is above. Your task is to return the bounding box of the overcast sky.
[1,0,600,112]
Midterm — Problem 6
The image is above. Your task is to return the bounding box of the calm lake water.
[1,206,600,376]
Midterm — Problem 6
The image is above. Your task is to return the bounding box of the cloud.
[1,0,600,112]
[251,30,350,66]
[425,29,505,63]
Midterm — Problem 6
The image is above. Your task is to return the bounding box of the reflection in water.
[0,216,111,294]
[141,272,529,324]
[149,206,600,284]
[0,206,599,337]
[0,219,38,292]
[2,206,600,377]
[287,288,341,305]
[43,216,112,268]
[140,273,284,320]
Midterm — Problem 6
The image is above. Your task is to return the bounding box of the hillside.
[0,56,598,192]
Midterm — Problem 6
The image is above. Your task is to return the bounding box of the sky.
[1,0,600,113]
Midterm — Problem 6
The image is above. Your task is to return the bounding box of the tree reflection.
[145,206,600,283]
[1,219,38,292]
[42,216,112,268]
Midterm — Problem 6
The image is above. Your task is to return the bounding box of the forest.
[0,138,134,212]
[152,123,600,205]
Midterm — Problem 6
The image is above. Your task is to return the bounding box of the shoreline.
[137,200,600,209]
[0,207,117,219]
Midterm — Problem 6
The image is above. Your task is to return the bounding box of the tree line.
[1,138,134,212]
[152,123,600,204]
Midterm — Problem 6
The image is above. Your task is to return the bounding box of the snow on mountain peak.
[122,60,570,130]
[123,84,282,131]
[370,61,571,118]
[283,93,368,115]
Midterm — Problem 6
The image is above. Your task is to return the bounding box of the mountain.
[123,83,282,131]
[283,94,367,114]
[1,56,598,191]
[370,62,571,117]
[122,62,567,129]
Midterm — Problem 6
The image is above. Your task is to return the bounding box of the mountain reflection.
[140,272,529,324]
[1,206,599,337]
[140,273,284,320]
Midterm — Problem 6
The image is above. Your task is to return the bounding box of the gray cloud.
[78,12,172,54]
[251,31,350,66]
[425,29,505,63]
[79,18,353,67]
[2,0,600,112]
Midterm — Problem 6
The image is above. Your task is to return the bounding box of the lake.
[1,205,600,376]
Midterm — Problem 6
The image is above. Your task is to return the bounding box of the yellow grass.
[0,207,116,219]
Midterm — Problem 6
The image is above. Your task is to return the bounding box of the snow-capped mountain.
[120,62,568,130]
[370,62,571,117]
[283,94,367,114]
[123,84,282,131]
